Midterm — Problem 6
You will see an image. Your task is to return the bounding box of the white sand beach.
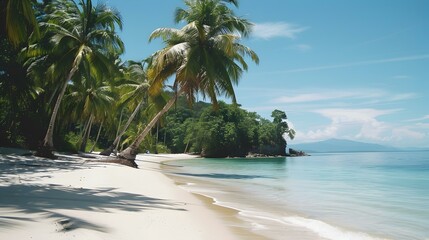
[0,150,257,240]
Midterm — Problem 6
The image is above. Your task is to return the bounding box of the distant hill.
[289,139,398,153]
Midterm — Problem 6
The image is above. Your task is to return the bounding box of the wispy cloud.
[388,93,417,101]
[271,89,415,105]
[405,115,429,122]
[252,22,308,40]
[273,91,369,104]
[277,54,429,73]
[415,123,429,129]
[314,108,400,123]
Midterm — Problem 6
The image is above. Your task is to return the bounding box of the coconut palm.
[118,0,258,161]
[63,69,116,152]
[100,60,150,156]
[34,0,124,157]
[1,0,40,47]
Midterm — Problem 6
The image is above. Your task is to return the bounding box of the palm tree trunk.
[184,139,190,153]
[118,91,181,161]
[80,115,94,152]
[155,120,159,154]
[89,120,103,153]
[36,67,78,157]
[100,108,124,156]
[114,133,121,155]
[100,100,144,156]
[79,116,92,143]
[164,128,167,145]
[116,108,124,139]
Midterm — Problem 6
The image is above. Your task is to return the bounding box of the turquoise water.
[168,151,429,240]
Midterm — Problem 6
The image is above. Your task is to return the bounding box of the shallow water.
[167,151,429,240]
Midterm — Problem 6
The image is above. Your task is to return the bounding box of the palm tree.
[63,70,116,152]
[118,0,258,161]
[1,0,40,47]
[100,60,150,156]
[34,0,124,157]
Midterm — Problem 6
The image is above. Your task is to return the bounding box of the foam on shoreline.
[162,158,391,240]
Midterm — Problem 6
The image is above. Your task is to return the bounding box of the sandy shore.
[0,150,256,240]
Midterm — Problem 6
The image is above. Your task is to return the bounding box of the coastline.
[0,151,254,240]
[161,157,326,240]
[160,153,429,240]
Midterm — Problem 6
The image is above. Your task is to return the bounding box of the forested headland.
[142,96,295,157]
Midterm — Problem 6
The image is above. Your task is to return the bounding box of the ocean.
[165,151,429,240]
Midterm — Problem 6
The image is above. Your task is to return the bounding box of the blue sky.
[104,0,429,148]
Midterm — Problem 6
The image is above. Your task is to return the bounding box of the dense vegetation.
[0,0,295,160]
[156,96,295,157]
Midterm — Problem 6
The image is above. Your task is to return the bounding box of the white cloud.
[274,93,331,104]
[273,91,370,104]
[252,22,307,40]
[387,93,417,101]
[390,128,426,142]
[415,123,429,129]
[271,89,414,105]
[406,115,429,122]
[276,54,429,73]
[314,108,397,122]
[292,108,429,147]
[295,108,399,142]
[240,87,427,147]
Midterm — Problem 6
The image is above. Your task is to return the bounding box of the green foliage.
[0,36,48,149]
[0,0,294,158]
[59,132,79,153]
[158,97,294,157]
[155,144,171,154]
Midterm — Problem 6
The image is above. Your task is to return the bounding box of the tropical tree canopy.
[149,0,259,106]
[31,0,124,155]
[117,0,259,160]
[159,98,294,157]
[1,0,40,47]
[1,0,297,162]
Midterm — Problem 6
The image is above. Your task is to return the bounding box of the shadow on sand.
[0,153,186,233]
[0,184,186,232]
[0,154,87,176]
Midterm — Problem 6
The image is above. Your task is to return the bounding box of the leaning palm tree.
[100,60,150,156]
[34,0,124,157]
[118,0,258,161]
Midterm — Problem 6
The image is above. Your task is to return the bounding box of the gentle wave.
[177,173,388,240]
[237,210,388,240]
[191,189,387,240]
[169,152,429,240]
[282,216,388,240]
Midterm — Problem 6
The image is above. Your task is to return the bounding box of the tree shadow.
[0,183,186,232]
[0,154,87,177]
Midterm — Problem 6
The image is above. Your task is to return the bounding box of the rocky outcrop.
[288,148,308,157]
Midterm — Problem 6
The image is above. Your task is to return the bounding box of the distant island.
[289,139,399,153]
